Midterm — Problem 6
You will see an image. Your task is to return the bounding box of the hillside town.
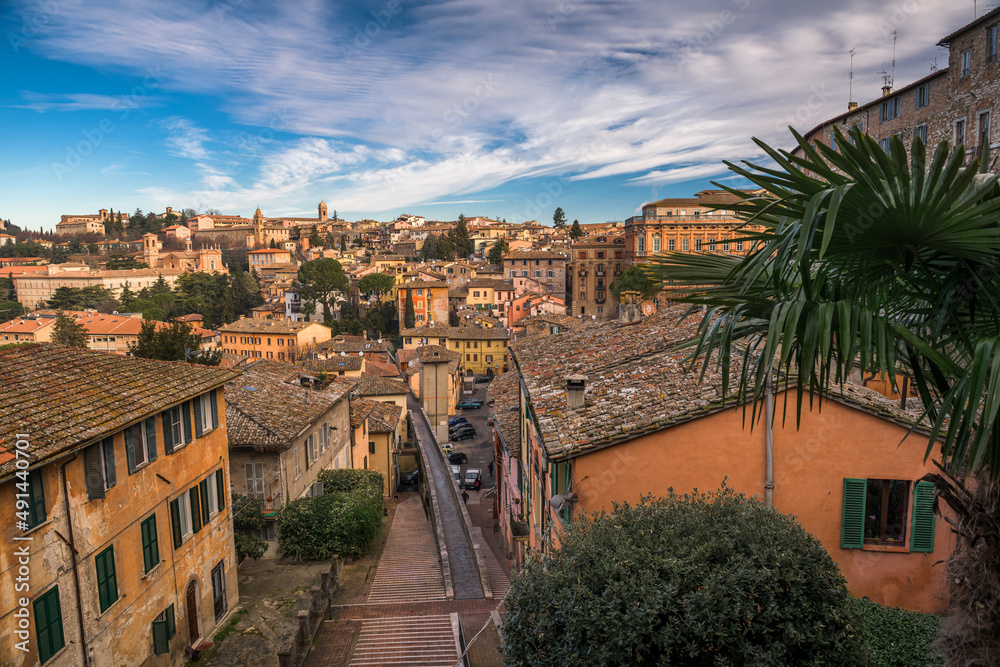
[3,3,1000,667]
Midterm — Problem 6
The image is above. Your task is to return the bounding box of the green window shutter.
[200,479,211,524]
[102,437,116,488]
[28,469,46,528]
[84,444,105,500]
[190,488,202,534]
[182,402,193,444]
[166,603,176,638]
[216,469,226,511]
[841,478,867,549]
[145,417,157,462]
[163,410,175,454]
[95,546,118,612]
[194,395,204,438]
[910,481,937,553]
[34,586,65,664]
[170,499,182,549]
[210,389,219,429]
[125,427,137,474]
[152,617,169,654]
[141,515,159,573]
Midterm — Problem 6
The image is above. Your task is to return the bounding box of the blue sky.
[0,0,974,231]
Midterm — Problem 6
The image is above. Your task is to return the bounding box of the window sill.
[862,543,910,553]
[22,518,53,536]
[140,560,164,580]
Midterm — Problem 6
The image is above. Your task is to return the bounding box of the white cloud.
[162,117,210,160]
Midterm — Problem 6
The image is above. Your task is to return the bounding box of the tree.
[403,289,415,328]
[569,219,584,239]
[128,320,222,365]
[610,266,660,301]
[552,207,567,228]
[358,272,395,297]
[231,494,269,561]
[118,281,136,311]
[502,487,865,665]
[309,226,323,247]
[52,312,88,347]
[333,209,339,222]
[0,300,25,322]
[340,233,348,250]
[297,258,349,322]
[488,237,510,265]
[420,233,439,260]
[646,126,1000,663]
[106,253,147,270]
[3,272,15,301]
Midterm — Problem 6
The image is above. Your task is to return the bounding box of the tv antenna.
[924,57,938,72]
[890,29,897,90]
[849,49,856,107]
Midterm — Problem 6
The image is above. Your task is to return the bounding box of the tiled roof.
[488,371,521,452]
[399,279,449,289]
[503,251,568,260]
[366,400,402,433]
[365,359,401,377]
[317,338,394,353]
[225,360,350,451]
[300,356,365,372]
[449,286,470,298]
[350,398,376,429]
[0,318,55,334]
[397,348,418,365]
[417,344,461,364]
[938,5,1000,44]
[350,373,408,398]
[218,318,318,334]
[0,344,239,477]
[401,326,509,341]
[643,190,745,208]
[467,278,511,289]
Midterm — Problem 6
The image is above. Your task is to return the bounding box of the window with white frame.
[915,84,929,109]
[914,124,928,144]
[245,462,265,499]
[962,49,971,77]
[956,117,967,147]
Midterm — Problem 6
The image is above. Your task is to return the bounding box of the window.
[307,433,318,466]
[841,478,936,552]
[26,469,46,530]
[979,111,991,151]
[151,604,176,655]
[915,84,929,109]
[194,390,219,437]
[880,97,900,122]
[668,239,675,251]
[34,587,64,664]
[141,514,159,573]
[962,48,971,77]
[914,124,928,144]
[736,240,744,252]
[163,403,192,453]
[681,238,689,251]
[534,270,540,278]
[294,448,301,478]
[637,237,644,254]
[879,136,891,152]
[695,239,703,251]
[723,240,730,252]
[546,270,553,278]
[509,270,516,277]
[956,117,967,147]
[652,235,661,252]
[169,492,192,548]
[124,417,157,471]
[95,545,119,612]
[211,561,227,621]
[989,25,998,63]
[84,436,116,500]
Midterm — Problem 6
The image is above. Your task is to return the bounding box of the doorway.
[186,580,200,643]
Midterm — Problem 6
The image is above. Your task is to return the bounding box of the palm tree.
[646,125,1000,663]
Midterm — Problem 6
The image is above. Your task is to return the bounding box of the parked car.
[448,451,468,464]
[464,468,482,490]
[449,417,468,426]
[401,469,420,485]
[451,430,476,441]
[456,400,483,410]
[474,376,492,384]
[441,443,455,455]
[451,465,462,482]
[450,423,476,435]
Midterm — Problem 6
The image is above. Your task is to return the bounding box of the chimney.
[847,101,858,111]
[566,374,587,410]
[881,84,892,97]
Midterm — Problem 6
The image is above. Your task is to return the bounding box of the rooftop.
[218,317,319,334]
[0,344,239,477]
[642,190,746,209]
[402,325,510,341]
[488,370,521,451]
[503,250,568,260]
[350,373,408,398]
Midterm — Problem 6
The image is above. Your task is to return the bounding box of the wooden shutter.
[125,427,137,474]
[95,547,117,612]
[166,604,176,637]
[145,417,157,462]
[910,481,936,553]
[152,616,169,654]
[841,478,867,549]
[182,402,193,444]
[163,410,175,454]
[216,469,226,510]
[194,396,204,439]
[304,440,310,469]
[190,489,202,534]
[200,479,211,524]
[102,437,116,488]
[170,499,182,548]
[28,470,45,528]
[210,389,219,429]
[141,515,159,573]
[34,587,64,664]
[84,444,105,500]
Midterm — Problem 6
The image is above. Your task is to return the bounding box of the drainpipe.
[60,453,90,667]
[764,369,774,508]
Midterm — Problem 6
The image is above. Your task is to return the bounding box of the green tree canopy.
[297,258,348,322]
[106,253,148,270]
[358,272,396,296]
[403,288,415,328]
[503,488,864,665]
[309,226,323,246]
[128,320,221,365]
[448,214,474,258]
[52,311,88,347]
[46,285,114,311]
[0,300,25,322]
[487,236,510,265]
[609,265,660,301]
[552,207,567,228]
[569,219,584,239]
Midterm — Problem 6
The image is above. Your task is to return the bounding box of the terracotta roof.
[416,344,460,364]
[218,318,319,334]
[225,360,350,451]
[365,359,401,377]
[350,373,408,398]
[399,280,449,289]
[488,371,521,452]
[299,356,364,372]
[350,398,377,429]
[467,278,510,289]
[401,325,509,341]
[0,344,239,477]
[642,190,745,209]
[503,251,568,260]
[0,318,55,334]
[317,338,394,353]
[397,348,418,365]
[366,400,402,433]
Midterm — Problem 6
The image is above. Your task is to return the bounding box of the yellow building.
[350,399,403,496]
[0,345,240,666]
[396,280,450,329]
[218,316,332,362]
[401,325,510,375]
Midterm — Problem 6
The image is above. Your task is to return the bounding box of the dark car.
[451,430,476,441]
[401,469,420,485]
[456,400,483,410]
[449,425,476,437]
[448,451,468,464]
[448,417,468,426]
[474,376,492,384]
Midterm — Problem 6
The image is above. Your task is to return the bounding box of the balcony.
[578,269,588,277]
[595,269,605,277]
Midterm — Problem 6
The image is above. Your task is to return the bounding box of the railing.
[276,560,340,667]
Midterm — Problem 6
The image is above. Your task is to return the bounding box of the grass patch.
[211,608,248,645]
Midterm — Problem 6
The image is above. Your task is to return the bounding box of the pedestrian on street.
[474,479,481,492]
[488,460,494,477]
[462,490,469,504]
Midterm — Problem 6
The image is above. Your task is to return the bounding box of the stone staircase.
[365,495,447,604]
[347,614,461,666]
[472,527,510,599]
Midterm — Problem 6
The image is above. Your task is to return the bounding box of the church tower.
[142,233,160,268]
[318,200,328,224]
[253,206,264,247]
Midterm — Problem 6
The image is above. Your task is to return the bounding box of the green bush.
[231,494,268,561]
[502,486,866,666]
[855,598,943,667]
[277,469,383,560]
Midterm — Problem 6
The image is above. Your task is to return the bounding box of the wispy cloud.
[12,92,156,113]
[162,117,210,160]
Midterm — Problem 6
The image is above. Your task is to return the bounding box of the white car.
[464,468,482,490]
[441,443,455,455]
[451,465,462,482]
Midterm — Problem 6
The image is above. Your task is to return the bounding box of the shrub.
[854,598,943,667]
[502,486,865,666]
[277,469,383,560]
[231,494,268,561]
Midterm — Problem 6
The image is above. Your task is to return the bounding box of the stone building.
[569,234,627,320]
[55,210,110,236]
[0,345,241,666]
[799,8,1000,169]
[501,250,568,298]
[217,317,332,362]
[12,264,185,310]
[141,234,227,274]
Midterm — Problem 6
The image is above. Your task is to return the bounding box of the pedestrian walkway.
[472,527,509,599]
[347,614,461,667]
[366,495,447,604]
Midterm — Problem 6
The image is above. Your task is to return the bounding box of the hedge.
[854,598,943,667]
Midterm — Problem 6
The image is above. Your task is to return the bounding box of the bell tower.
[318,200,328,224]
[253,206,264,247]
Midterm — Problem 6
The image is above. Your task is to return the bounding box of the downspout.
[60,453,90,667]
[764,369,774,508]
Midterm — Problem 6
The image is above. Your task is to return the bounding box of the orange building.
[496,307,953,613]
[396,280,449,329]
[0,345,241,666]
[247,248,292,269]
[218,316,331,362]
